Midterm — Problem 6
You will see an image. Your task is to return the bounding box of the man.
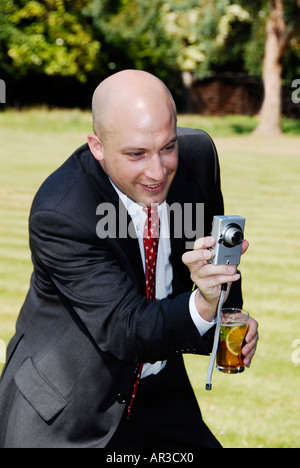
[0,70,258,448]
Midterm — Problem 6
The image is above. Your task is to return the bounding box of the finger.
[202,272,240,290]
[242,332,258,353]
[193,236,216,250]
[191,264,240,290]
[242,318,259,367]
[242,332,258,356]
[245,317,259,343]
[182,248,212,266]
[197,263,237,279]
[242,341,257,368]
[241,239,249,255]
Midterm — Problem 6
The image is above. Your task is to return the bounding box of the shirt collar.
[109,179,166,219]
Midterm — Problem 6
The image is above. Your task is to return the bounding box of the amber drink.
[217,308,249,374]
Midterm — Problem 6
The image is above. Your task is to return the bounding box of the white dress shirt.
[110,181,215,377]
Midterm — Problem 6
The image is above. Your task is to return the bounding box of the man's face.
[98,102,178,207]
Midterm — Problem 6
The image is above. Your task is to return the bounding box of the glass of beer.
[216,308,249,374]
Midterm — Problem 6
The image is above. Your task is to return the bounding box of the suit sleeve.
[29,210,212,365]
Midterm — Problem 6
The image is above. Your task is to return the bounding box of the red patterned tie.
[143,206,160,301]
[127,206,160,419]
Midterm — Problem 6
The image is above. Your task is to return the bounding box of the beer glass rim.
[221,308,249,319]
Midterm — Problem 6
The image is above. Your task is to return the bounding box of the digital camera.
[209,215,245,265]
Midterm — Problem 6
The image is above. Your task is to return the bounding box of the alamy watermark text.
[96,201,204,249]
[291,79,300,105]
[0,339,6,364]
[291,339,300,365]
[0,79,6,104]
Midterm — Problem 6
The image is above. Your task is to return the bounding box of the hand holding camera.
[209,215,245,266]
[182,215,248,321]
[182,215,258,388]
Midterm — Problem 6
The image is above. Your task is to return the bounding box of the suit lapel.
[167,157,201,294]
[114,202,146,296]
[78,146,146,295]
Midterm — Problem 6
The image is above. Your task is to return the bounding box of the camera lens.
[222,224,244,247]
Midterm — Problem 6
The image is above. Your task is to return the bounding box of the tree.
[254,0,300,135]
[1,0,299,113]
[85,0,187,102]
[0,0,101,82]
[161,0,300,129]
[161,0,253,78]
[87,0,180,77]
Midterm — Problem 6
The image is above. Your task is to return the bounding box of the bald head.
[92,70,177,143]
[88,70,178,206]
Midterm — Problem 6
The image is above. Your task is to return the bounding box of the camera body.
[209,215,245,265]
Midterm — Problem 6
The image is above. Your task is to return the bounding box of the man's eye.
[129,152,143,158]
[163,145,176,152]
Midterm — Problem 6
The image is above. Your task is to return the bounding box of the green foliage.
[242,0,300,81]
[86,0,264,79]
[243,11,267,77]
[0,0,101,82]
[161,0,298,80]
[87,0,180,79]
[0,0,299,93]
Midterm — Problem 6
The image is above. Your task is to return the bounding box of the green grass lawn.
[0,110,299,447]
[184,134,300,448]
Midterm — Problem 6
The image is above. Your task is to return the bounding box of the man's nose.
[145,153,165,181]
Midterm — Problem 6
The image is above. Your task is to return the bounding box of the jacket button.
[117,393,127,404]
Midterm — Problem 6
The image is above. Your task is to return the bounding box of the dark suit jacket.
[0,127,242,448]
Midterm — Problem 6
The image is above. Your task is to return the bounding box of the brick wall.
[186,75,299,117]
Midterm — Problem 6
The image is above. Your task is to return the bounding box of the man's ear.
[87,133,104,162]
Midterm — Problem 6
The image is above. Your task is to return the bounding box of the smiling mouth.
[142,181,165,192]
